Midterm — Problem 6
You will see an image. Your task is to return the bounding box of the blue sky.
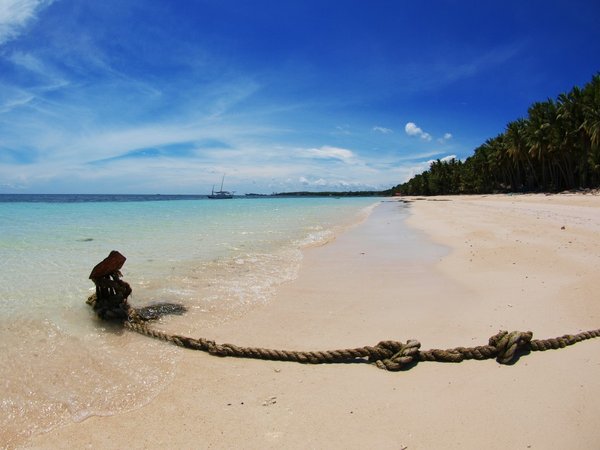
[1,0,599,194]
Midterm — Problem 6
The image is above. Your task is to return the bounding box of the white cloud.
[404,122,421,136]
[372,126,393,134]
[303,145,356,163]
[440,154,457,163]
[427,154,458,165]
[0,0,54,46]
[404,122,432,141]
[438,132,453,143]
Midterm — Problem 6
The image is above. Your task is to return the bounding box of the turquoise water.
[0,195,380,447]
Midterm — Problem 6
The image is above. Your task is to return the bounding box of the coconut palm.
[391,74,600,195]
[505,118,538,190]
[582,74,600,184]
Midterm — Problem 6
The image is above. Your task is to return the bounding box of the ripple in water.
[0,314,179,448]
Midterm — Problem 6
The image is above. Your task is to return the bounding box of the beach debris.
[135,302,187,320]
[87,251,186,322]
[262,396,277,406]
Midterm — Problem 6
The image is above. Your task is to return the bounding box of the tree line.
[387,74,600,196]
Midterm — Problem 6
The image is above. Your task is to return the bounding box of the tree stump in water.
[87,251,187,322]
[88,250,132,321]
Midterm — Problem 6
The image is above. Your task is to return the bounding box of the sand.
[22,194,600,449]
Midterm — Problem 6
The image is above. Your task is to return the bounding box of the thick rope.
[123,315,600,371]
[87,252,600,371]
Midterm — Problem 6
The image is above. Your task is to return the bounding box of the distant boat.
[208,175,234,199]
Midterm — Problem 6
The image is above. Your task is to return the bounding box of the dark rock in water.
[134,302,188,321]
[89,251,126,279]
[77,238,94,242]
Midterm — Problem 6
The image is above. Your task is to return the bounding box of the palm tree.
[582,74,600,148]
[582,74,600,184]
[526,100,559,189]
[392,73,600,195]
[505,118,538,190]
[557,86,587,187]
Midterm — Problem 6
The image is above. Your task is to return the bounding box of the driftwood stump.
[87,251,187,322]
[88,250,132,321]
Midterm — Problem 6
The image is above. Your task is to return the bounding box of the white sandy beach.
[22,194,600,449]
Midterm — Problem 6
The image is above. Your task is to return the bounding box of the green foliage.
[388,73,600,195]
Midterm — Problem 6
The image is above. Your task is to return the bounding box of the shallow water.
[0,195,380,448]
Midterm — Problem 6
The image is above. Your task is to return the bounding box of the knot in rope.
[371,340,421,371]
[88,252,600,373]
[489,330,533,364]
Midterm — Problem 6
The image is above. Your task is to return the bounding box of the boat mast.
[220,174,225,192]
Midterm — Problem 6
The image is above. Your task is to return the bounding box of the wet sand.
[22,194,600,449]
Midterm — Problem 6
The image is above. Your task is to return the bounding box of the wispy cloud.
[0,87,35,113]
[384,43,524,96]
[0,0,54,45]
[302,145,357,163]
[298,176,376,190]
[7,49,69,88]
[206,78,262,118]
[3,2,588,194]
[443,45,522,82]
[394,150,446,162]
[332,124,351,135]
[372,126,393,134]
[88,140,233,165]
[437,132,453,144]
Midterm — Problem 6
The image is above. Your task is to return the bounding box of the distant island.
[271,190,383,197]
[387,73,600,196]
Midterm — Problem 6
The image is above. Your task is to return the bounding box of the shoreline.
[21,194,600,449]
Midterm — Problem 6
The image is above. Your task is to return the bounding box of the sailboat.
[208,174,234,199]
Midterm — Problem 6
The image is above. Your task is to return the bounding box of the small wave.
[0,316,179,448]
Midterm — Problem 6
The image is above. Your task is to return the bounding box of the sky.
[0,0,599,194]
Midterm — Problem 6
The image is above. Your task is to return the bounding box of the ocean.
[0,194,381,447]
